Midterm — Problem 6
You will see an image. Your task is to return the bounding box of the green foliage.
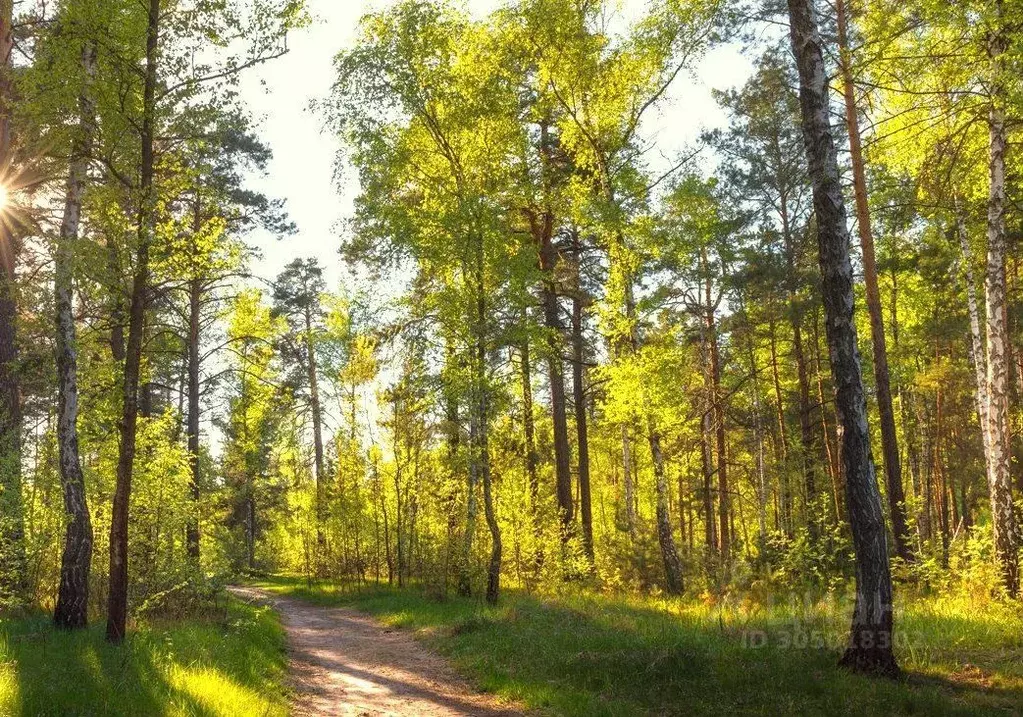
[4,0,1023,708]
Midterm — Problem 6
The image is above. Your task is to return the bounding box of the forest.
[0,0,1020,714]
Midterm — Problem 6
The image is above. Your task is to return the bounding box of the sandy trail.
[229,586,523,717]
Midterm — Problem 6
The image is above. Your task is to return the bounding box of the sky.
[237,0,755,290]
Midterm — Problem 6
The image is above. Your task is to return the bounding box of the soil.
[229,586,524,716]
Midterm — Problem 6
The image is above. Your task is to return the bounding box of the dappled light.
[0,601,288,715]
[0,0,1022,713]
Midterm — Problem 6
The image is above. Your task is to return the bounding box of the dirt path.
[229,586,523,717]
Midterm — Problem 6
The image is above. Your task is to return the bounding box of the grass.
[0,594,289,716]
[251,574,1023,716]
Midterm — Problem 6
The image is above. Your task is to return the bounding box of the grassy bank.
[0,594,289,716]
[252,575,1022,716]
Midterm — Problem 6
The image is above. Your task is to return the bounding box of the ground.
[230,585,522,716]
[249,575,1023,716]
[0,595,288,716]
[1,577,1019,715]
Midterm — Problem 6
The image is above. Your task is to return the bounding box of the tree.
[107,0,161,644]
[221,289,282,571]
[709,48,821,539]
[273,257,328,550]
[980,0,1018,597]
[835,0,912,563]
[172,114,291,564]
[52,4,98,630]
[0,0,25,605]
[105,0,303,643]
[785,0,897,675]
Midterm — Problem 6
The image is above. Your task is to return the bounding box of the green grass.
[0,595,289,716]
[252,574,1023,716]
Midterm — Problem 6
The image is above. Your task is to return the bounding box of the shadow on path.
[230,585,522,717]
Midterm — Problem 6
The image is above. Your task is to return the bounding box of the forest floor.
[0,593,289,715]
[230,584,523,716]
[248,575,1023,716]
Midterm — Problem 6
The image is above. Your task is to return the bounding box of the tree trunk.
[480,362,501,604]
[618,270,640,538]
[570,236,594,566]
[786,0,897,674]
[536,218,573,540]
[982,6,1018,595]
[54,40,97,630]
[812,312,842,521]
[305,305,326,550]
[472,256,500,602]
[107,237,126,361]
[246,493,256,570]
[956,199,990,456]
[742,303,769,548]
[378,455,393,584]
[780,183,819,535]
[649,424,683,594]
[768,318,792,534]
[621,425,636,536]
[836,0,911,562]
[933,368,950,566]
[185,215,202,563]
[701,336,717,553]
[793,322,818,530]
[393,431,404,588]
[707,294,729,563]
[107,0,160,644]
[0,0,24,604]
[458,427,476,597]
[519,337,542,569]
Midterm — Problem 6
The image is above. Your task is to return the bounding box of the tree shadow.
[0,599,285,716]
[319,587,1023,716]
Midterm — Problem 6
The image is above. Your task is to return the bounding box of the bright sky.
[237,0,754,290]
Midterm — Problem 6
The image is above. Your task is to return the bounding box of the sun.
[0,185,8,212]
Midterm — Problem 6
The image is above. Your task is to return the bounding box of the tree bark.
[621,424,636,536]
[649,424,683,594]
[786,0,897,674]
[54,39,97,630]
[519,337,542,570]
[768,318,792,534]
[570,235,594,566]
[779,182,819,534]
[700,336,717,553]
[982,4,1018,595]
[472,254,500,602]
[812,308,843,520]
[479,364,500,604]
[706,289,729,563]
[793,321,818,529]
[955,199,990,457]
[107,0,160,644]
[107,238,126,361]
[935,378,949,567]
[618,273,639,538]
[304,303,326,550]
[185,271,201,562]
[535,216,573,540]
[836,0,911,563]
[741,301,769,548]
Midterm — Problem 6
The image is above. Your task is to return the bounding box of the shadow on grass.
[0,597,288,716]
[253,575,1023,717]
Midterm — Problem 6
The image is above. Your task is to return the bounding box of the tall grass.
[0,596,288,716]
[254,575,1023,716]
